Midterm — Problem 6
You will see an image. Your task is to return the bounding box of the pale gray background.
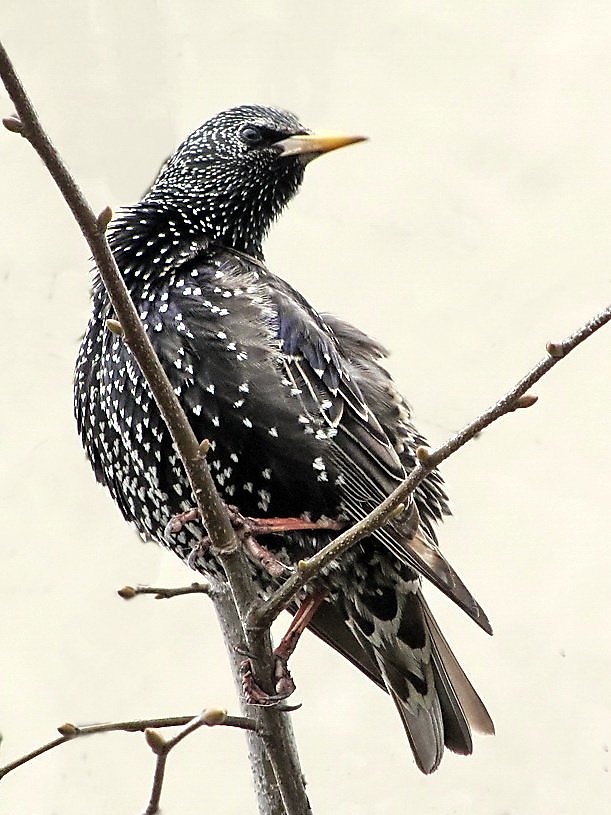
[1,2,611,813]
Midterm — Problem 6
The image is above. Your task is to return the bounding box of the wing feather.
[267,273,490,631]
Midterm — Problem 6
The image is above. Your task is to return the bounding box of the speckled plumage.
[74,105,493,773]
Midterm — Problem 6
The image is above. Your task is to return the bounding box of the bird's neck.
[109,195,266,285]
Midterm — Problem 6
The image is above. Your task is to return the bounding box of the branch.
[0,712,256,782]
[143,708,238,815]
[253,307,611,629]
[119,578,309,811]
[117,582,212,600]
[212,586,309,812]
[0,40,309,815]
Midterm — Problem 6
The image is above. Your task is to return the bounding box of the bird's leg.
[164,505,344,578]
[163,506,339,697]
[241,590,327,705]
[244,515,345,536]
[240,514,344,578]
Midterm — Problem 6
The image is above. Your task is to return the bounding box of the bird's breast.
[76,255,344,544]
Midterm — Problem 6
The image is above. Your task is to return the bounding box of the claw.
[241,658,296,706]
[186,539,211,569]
[164,508,201,543]
[239,590,326,706]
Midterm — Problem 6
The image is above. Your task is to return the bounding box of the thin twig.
[0,713,256,781]
[117,582,212,600]
[143,709,231,815]
[253,307,611,629]
[145,749,168,815]
[0,40,309,815]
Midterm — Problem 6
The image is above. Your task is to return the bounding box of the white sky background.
[1,2,610,812]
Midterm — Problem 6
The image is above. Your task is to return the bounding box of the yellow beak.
[275,132,367,158]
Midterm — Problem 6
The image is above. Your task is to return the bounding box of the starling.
[74,105,494,773]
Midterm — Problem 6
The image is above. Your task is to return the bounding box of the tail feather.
[421,598,495,741]
[375,651,445,774]
[306,600,386,691]
[308,568,493,773]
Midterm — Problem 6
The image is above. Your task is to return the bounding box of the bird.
[74,104,494,773]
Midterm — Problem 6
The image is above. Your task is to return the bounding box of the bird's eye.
[239,126,264,146]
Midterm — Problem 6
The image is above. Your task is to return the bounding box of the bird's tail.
[311,575,494,773]
[379,592,494,773]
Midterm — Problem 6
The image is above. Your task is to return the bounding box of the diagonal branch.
[252,306,611,629]
[0,40,309,815]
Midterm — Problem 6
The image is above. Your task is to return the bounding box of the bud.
[106,319,124,336]
[513,393,538,410]
[546,341,565,359]
[96,205,113,232]
[202,708,227,726]
[2,115,23,134]
[390,502,406,519]
[144,728,166,754]
[415,446,430,462]
[57,722,78,737]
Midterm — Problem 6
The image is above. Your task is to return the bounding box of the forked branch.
[0,712,256,783]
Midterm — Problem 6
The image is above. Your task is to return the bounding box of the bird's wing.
[267,277,490,633]
[320,313,450,540]
[269,276,404,478]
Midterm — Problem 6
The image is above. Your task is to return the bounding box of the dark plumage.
[74,104,493,773]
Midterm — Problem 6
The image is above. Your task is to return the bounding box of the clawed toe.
[240,657,296,706]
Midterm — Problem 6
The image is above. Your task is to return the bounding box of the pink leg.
[164,506,344,577]
[241,590,327,704]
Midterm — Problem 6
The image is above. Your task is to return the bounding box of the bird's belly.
[81,361,342,558]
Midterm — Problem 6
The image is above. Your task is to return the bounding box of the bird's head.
[147,105,366,258]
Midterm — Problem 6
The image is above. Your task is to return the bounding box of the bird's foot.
[163,509,212,569]
[231,508,344,577]
[240,589,327,705]
[164,506,344,578]
[164,507,201,541]
[243,535,291,578]
[240,656,296,706]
